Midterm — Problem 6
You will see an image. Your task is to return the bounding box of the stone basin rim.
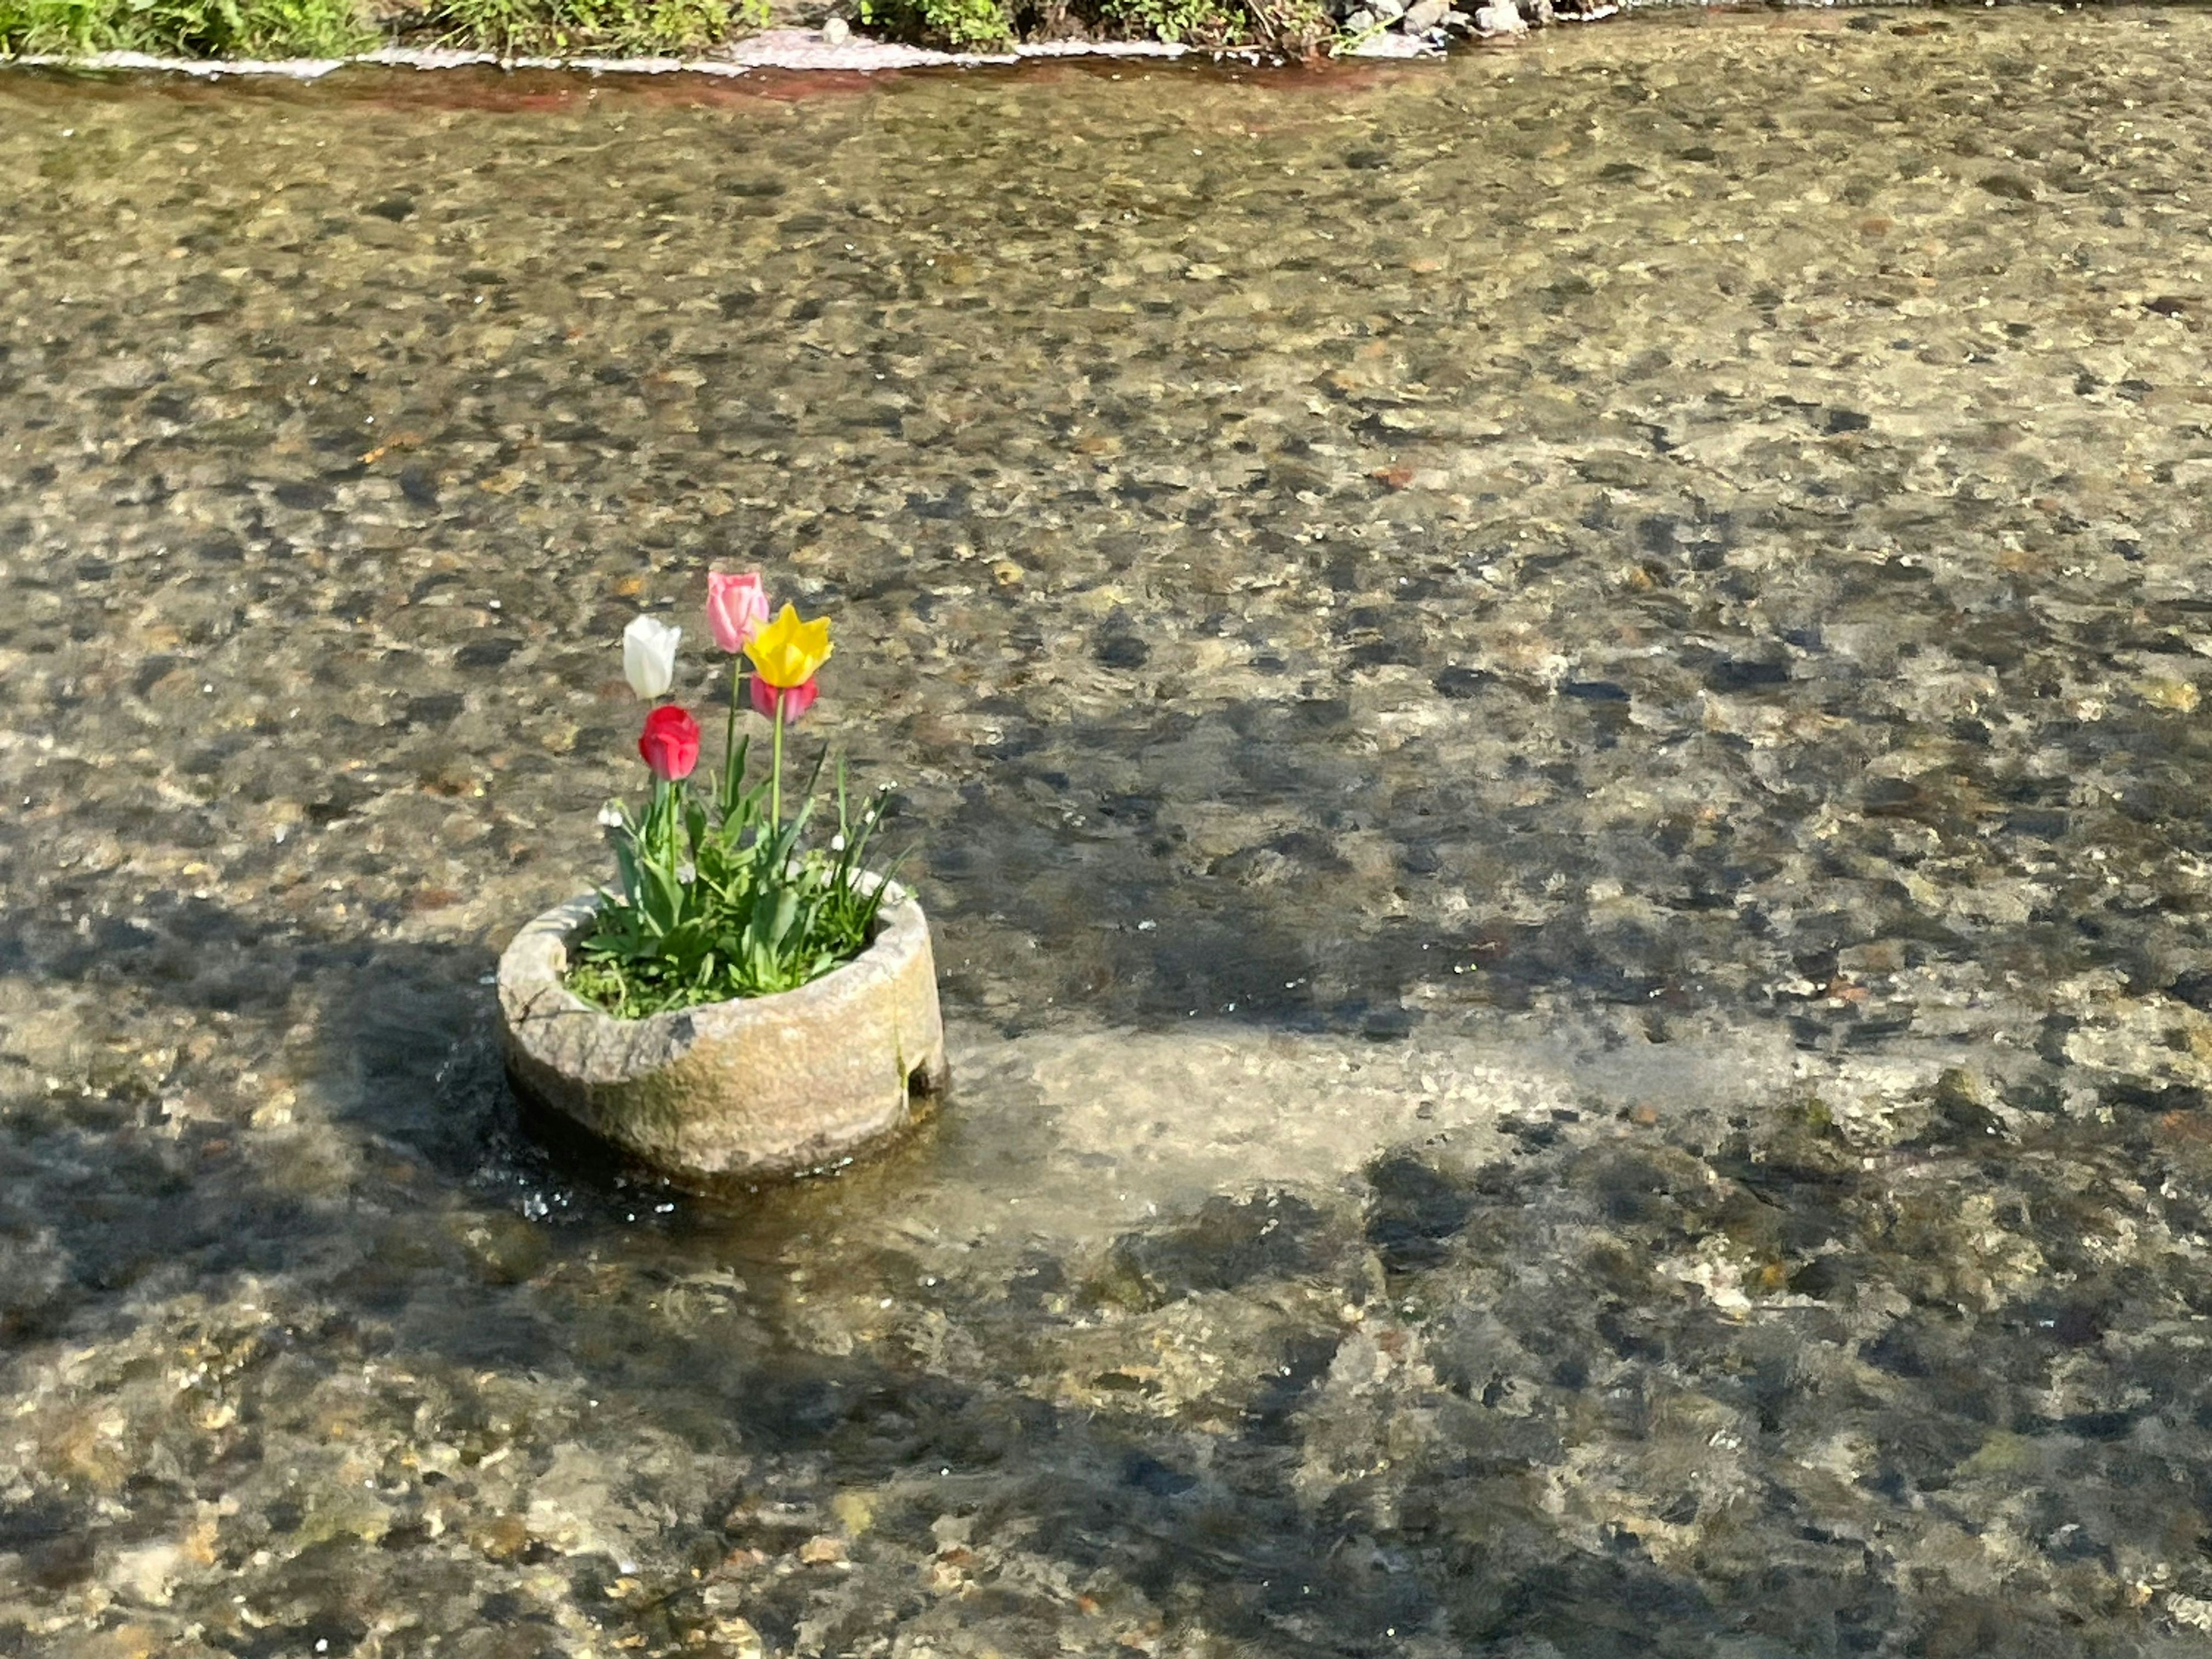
[496,877,947,1185]
[497,881,930,1060]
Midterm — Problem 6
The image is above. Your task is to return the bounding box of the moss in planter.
[562,888,883,1020]
[0,0,374,57]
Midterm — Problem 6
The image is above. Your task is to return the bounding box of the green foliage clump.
[1095,0,1233,45]
[1237,0,1330,54]
[0,0,372,58]
[856,0,1328,55]
[857,0,1009,50]
[567,746,904,1020]
[0,0,766,56]
[423,0,761,55]
[0,0,1330,74]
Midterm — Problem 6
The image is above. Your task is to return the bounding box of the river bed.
[6,9,2212,1654]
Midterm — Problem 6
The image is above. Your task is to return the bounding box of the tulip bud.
[749,674,820,724]
[706,571,770,654]
[638,705,702,782]
[622,615,681,700]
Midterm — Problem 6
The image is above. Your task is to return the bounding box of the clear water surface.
[6,9,2212,1654]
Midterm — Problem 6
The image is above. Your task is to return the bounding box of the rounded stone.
[496,885,946,1185]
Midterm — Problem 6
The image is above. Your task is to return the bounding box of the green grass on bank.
[860,0,1333,51]
[0,0,373,56]
[858,0,1332,51]
[1,0,1328,62]
[0,0,755,55]
[425,0,762,55]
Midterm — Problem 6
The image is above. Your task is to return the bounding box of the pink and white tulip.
[706,571,770,655]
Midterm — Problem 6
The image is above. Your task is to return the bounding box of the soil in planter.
[563,868,896,1017]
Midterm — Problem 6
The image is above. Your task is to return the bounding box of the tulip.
[638,704,701,782]
[707,573,770,810]
[745,604,834,828]
[623,615,681,700]
[751,675,820,724]
[706,571,770,654]
[745,604,833,690]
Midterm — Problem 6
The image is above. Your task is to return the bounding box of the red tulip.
[750,674,819,724]
[638,704,701,782]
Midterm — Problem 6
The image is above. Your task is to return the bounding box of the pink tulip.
[706,570,770,654]
[751,674,819,724]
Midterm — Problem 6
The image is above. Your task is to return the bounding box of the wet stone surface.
[6,7,2212,1653]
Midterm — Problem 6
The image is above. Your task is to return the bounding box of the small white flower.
[622,614,681,700]
[596,803,624,830]
[830,834,846,853]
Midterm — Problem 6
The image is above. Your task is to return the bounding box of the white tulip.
[622,615,681,700]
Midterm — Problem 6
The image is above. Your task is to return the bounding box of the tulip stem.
[771,699,786,828]
[652,778,675,893]
[725,656,741,809]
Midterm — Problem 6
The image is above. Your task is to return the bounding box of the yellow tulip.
[745,604,834,690]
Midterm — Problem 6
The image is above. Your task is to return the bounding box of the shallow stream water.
[7,8,2212,1654]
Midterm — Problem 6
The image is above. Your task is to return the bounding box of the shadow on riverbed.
[0,883,1745,1654]
[10,883,2212,1650]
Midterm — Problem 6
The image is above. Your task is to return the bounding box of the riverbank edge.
[0,5,1634,76]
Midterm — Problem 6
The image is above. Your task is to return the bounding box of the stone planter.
[496,883,946,1185]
